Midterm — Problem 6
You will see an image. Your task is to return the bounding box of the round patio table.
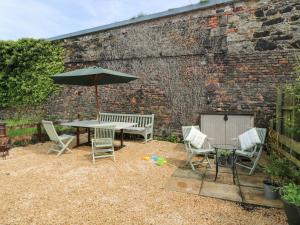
[212,144,237,184]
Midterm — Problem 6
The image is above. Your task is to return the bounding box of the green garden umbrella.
[52,66,138,116]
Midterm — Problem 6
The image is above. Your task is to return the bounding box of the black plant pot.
[227,155,234,167]
[217,156,227,167]
[282,200,300,225]
[263,180,279,199]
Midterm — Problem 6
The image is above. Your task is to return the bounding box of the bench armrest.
[145,123,153,133]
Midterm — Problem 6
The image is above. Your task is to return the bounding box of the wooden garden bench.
[99,113,154,143]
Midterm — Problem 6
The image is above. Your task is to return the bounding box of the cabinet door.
[225,115,254,145]
[200,114,254,145]
[201,115,226,145]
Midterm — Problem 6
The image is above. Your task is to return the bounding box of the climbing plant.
[0,38,64,108]
[284,59,300,140]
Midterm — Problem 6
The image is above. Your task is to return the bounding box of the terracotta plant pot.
[263,180,279,199]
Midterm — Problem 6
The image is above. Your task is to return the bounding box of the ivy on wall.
[0,38,64,108]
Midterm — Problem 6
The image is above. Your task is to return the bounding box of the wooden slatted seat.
[99,113,154,143]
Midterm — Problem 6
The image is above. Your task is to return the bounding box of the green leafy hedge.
[0,38,64,107]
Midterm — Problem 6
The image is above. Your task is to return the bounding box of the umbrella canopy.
[52,66,138,117]
[52,66,138,86]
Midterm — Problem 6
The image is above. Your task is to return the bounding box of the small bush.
[156,134,180,143]
[264,155,300,186]
[281,183,300,207]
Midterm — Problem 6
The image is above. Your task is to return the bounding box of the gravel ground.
[0,140,287,225]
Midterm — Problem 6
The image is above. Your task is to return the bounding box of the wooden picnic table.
[60,120,137,148]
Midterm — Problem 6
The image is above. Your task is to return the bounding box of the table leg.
[214,148,218,182]
[232,149,236,185]
[76,127,80,147]
[120,129,124,147]
[88,128,91,144]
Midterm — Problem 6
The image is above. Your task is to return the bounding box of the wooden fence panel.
[269,128,300,168]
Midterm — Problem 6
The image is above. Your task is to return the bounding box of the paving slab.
[165,177,202,195]
[204,170,237,185]
[206,165,233,174]
[236,166,264,176]
[200,181,242,202]
[172,167,204,180]
[238,174,264,188]
[241,186,283,208]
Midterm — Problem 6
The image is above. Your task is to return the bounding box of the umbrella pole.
[95,85,100,119]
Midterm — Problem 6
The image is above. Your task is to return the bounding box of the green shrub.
[11,140,31,147]
[5,118,38,126]
[264,155,300,186]
[156,134,180,143]
[281,183,300,207]
[7,127,37,138]
[0,38,64,108]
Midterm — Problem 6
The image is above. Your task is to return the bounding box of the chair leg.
[57,137,74,157]
[187,154,196,171]
[190,161,196,171]
[48,143,57,154]
[57,145,67,157]
[249,150,262,175]
[205,154,212,168]
[65,137,74,149]
[112,150,115,162]
[143,132,148,143]
[186,153,193,166]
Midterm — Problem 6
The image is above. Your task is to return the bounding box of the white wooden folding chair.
[92,125,116,164]
[182,125,214,170]
[42,120,74,156]
[234,128,267,175]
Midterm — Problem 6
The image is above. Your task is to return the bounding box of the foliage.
[7,127,37,138]
[156,134,180,143]
[283,59,300,140]
[264,155,300,186]
[217,149,231,157]
[11,140,32,147]
[281,183,300,207]
[130,12,146,20]
[5,118,38,126]
[0,38,64,108]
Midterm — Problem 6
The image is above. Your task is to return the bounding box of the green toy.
[156,157,167,166]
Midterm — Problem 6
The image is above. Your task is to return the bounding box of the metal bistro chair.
[233,128,267,175]
[182,125,214,170]
[92,125,116,164]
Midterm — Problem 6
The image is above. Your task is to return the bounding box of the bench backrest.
[99,112,154,128]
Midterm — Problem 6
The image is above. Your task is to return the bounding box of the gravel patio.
[0,140,287,225]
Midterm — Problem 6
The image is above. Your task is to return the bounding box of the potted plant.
[263,156,281,199]
[216,150,232,167]
[263,155,287,199]
[281,183,300,225]
[263,155,299,199]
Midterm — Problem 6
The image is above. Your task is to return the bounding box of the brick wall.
[13,0,300,136]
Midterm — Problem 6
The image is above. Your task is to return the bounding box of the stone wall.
[43,0,300,135]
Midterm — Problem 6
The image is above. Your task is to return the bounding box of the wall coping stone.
[48,0,233,41]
